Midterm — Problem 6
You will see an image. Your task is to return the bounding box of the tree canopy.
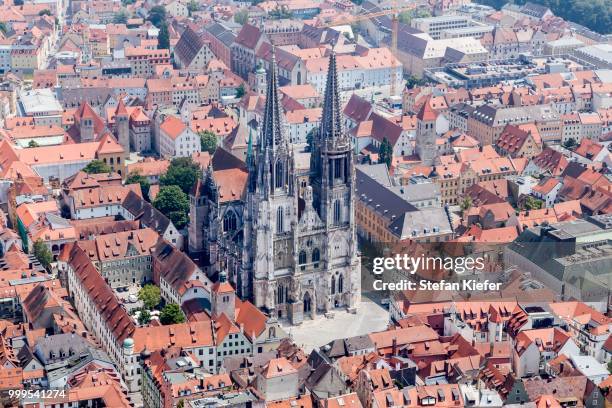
[378,138,393,169]
[398,7,431,24]
[199,130,218,154]
[524,196,543,210]
[147,5,166,28]
[113,9,129,24]
[268,5,292,19]
[138,309,151,325]
[138,284,161,309]
[157,22,170,50]
[234,9,249,25]
[306,127,318,152]
[160,303,186,325]
[160,157,200,194]
[83,160,111,174]
[187,0,199,15]
[33,240,52,270]
[562,138,577,150]
[153,185,190,229]
[125,171,151,200]
[474,0,611,34]
[235,84,246,98]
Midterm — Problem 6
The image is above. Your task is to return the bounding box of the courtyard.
[281,296,390,352]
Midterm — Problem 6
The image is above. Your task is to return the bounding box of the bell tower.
[115,98,130,153]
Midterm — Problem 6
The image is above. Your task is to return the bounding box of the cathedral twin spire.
[319,50,344,147]
[260,47,345,155]
[260,48,287,151]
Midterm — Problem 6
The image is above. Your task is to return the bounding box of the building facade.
[191,53,361,325]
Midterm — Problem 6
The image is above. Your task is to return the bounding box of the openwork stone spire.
[319,50,344,146]
[260,48,286,150]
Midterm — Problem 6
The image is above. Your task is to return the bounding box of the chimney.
[392,338,397,355]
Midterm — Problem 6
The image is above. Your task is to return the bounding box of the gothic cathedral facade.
[190,51,361,325]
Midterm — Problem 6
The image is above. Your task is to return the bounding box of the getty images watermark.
[370,254,502,292]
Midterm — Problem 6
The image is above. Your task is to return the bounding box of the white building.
[285,108,321,144]
[411,15,471,40]
[18,88,63,126]
[305,48,403,99]
[158,115,200,158]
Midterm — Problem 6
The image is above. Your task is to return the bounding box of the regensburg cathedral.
[189,51,361,325]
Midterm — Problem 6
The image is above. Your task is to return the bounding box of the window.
[276,207,284,233]
[312,248,320,263]
[299,251,307,265]
[223,212,237,232]
[275,160,284,189]
[333,200,341,224]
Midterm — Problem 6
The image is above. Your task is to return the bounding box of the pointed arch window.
[299,250,307,265]
[331,276,336,295]
[276,207,284,233]
[277,284,285,304]
[223,211,237,232]
[312,248,320,263]
[275,160,284,189]
[333,200,341,224]
[338,274,344,293]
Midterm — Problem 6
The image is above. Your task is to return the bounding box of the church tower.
[311,51,353,224]
[309,50,361,315]
[115,98,130,153]
[242,49,361,325]
[242,49,298,315]
[415,98,438,166]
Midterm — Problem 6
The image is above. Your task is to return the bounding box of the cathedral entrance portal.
[303,292,312,314]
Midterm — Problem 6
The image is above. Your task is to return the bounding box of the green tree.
[83,159,111,174]
[160,157,200,194]
[113,9,129,24]
[398,8,431,24]
[525,196,543,211]
[28,140,39,148]
[199,130,218,154]
[38,9,52,16]
[187,0,199,15]
[563,137,577,150]
[153,185,190,229]
[460,196,473,214]
[269,5,292,19]
[160,303,185,325]
[475,0,612,34]
[138,284,161,309]
[157,22,170,50]
[306,127,318,152]
[33,239,52,270]
[235,83,246,98]
[125,171,151,200]
[147,5,166,28]
[234,9,249,25]
[378,137,393,169]
[0,22,7,35]
[138,309,151,325]
[177,400,185,408]
[122,0,136,5]
[406,75,426,89]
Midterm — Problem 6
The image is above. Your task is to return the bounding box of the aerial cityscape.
[0,0,610,406]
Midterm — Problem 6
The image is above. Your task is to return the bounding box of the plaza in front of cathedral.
[281,297,389,352]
